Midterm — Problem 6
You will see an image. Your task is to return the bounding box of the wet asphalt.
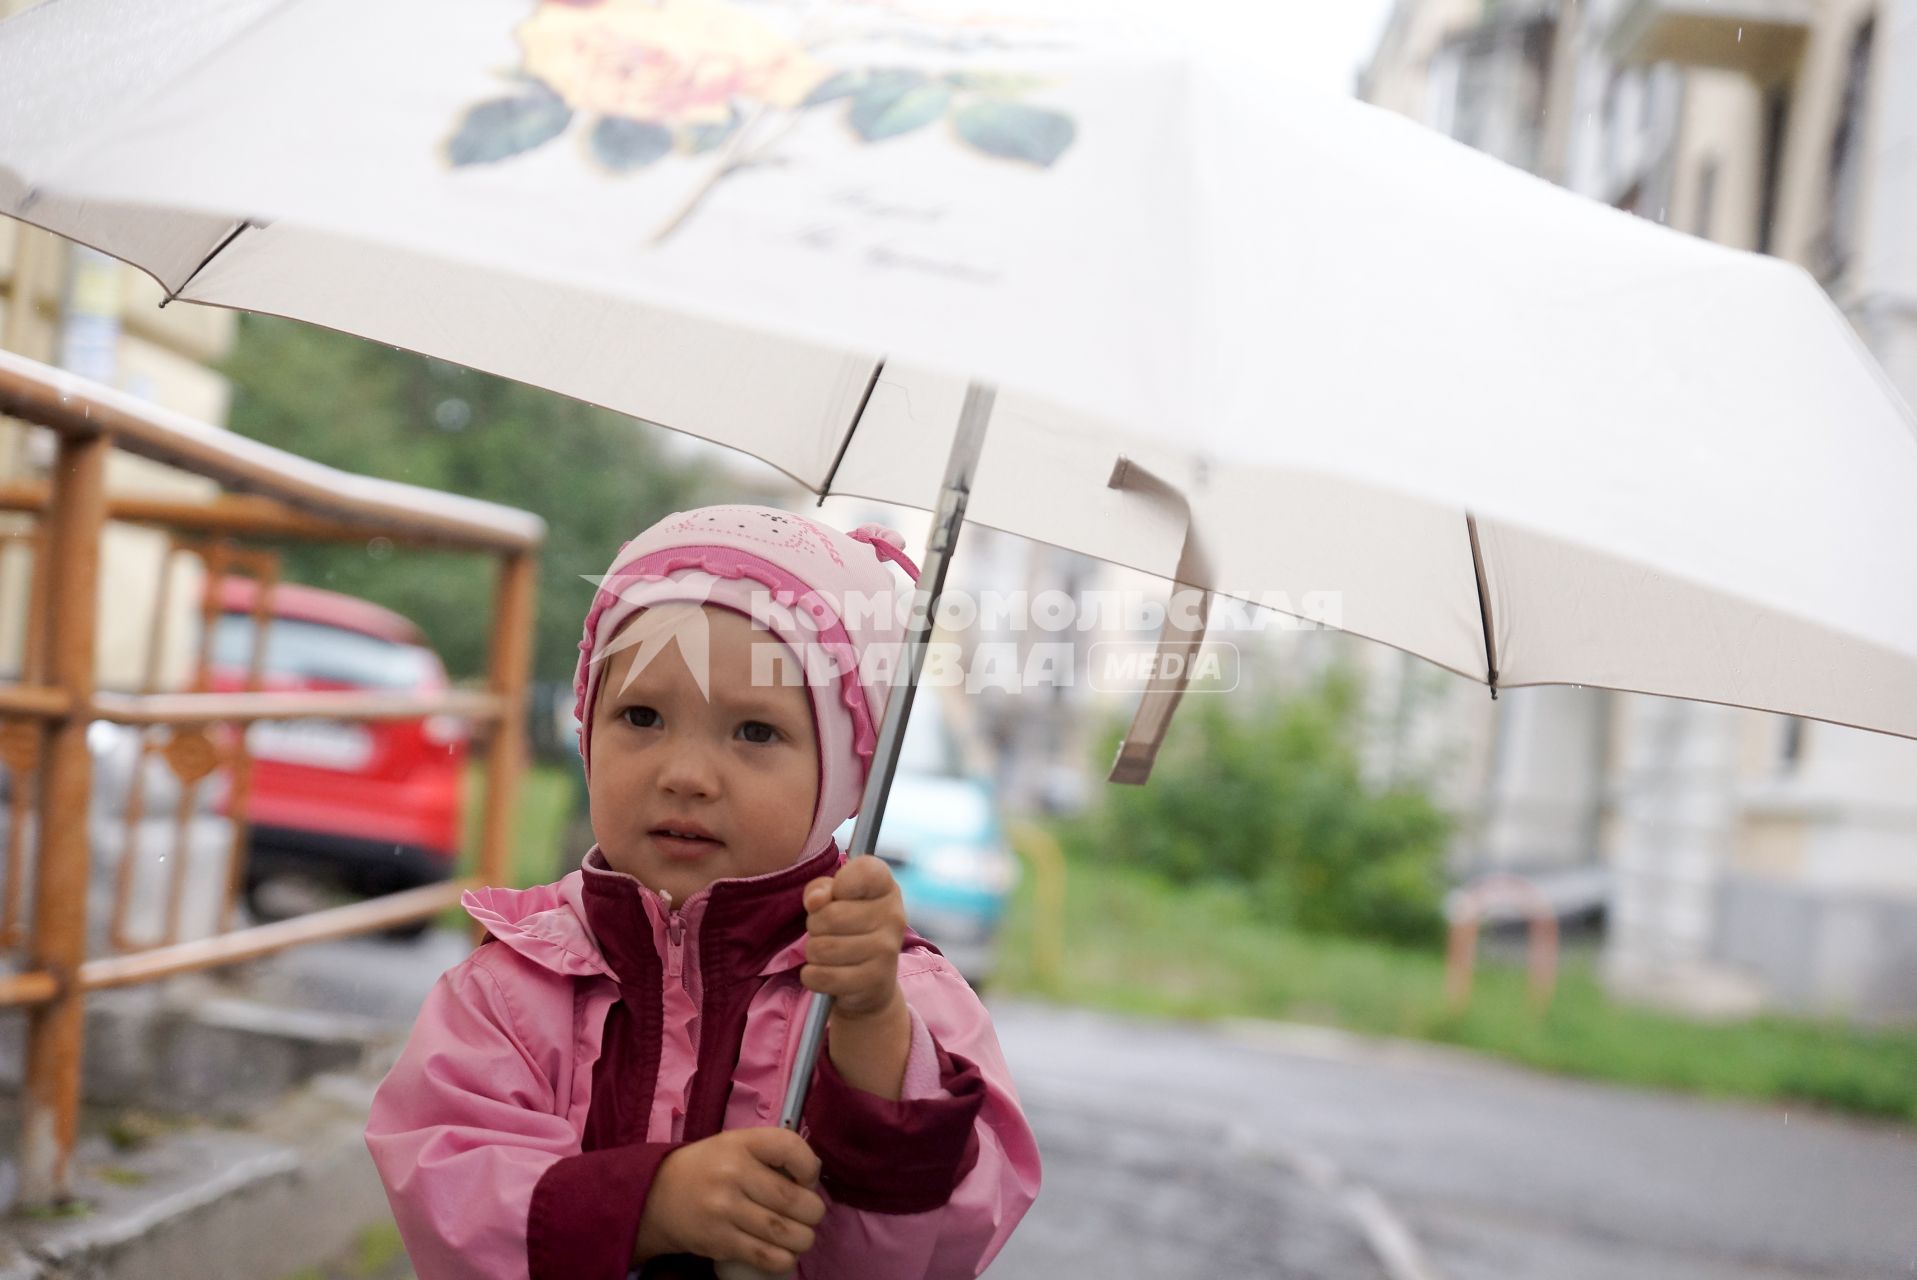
[248,932,1917,1279]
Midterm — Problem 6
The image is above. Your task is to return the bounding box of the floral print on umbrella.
[446,0,1079,230]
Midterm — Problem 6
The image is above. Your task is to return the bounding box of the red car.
[207,578,466,916]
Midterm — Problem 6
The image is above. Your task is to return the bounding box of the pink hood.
[573,505,916,857]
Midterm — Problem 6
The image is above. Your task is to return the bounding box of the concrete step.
[0,978,388,1125]
[0,928,468,1276]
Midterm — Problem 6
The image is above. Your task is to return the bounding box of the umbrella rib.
[1466,512,1500,699]
[815,358,886,504]
[159,221,255,309]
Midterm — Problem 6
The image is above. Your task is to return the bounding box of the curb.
[3,1073,390,1280]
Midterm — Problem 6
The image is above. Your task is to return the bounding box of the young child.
[365,505,1041,1279]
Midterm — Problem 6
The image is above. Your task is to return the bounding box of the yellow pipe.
[1009,821,1067,992]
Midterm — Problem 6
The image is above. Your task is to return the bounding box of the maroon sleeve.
[802,1031,987,1215]
[528,1141,679,1278]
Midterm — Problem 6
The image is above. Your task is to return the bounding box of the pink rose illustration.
[517,0,826,126]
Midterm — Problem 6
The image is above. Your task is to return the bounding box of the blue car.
[834,694,1016,985]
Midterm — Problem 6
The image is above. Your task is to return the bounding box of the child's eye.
[737,721,780,745]
[622,705,661,729]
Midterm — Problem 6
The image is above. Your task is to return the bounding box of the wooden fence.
[0,350,544,1204]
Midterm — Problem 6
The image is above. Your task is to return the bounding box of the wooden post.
[0,714,40,948]
[472,551,536,944]
[1444,874,1561,1016]
[20,431,106,1205]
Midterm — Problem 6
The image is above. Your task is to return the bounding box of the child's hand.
[635,1128,825,1271]
[802,857,907,1020]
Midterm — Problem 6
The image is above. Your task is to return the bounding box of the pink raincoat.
[365,843,1040,1279]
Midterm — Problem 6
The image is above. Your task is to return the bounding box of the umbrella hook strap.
[1106,456,1212,786]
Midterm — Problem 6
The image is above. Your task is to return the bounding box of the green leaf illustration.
[850,82,952,142]
[590,117,674,172]
[805,66,926,108]
[446,88,572,167]
[951,99,1076,167]
[802,69,867,106]
[680,108,743,155]
[942,71,1049,95]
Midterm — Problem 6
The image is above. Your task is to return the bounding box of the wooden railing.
[0,350,545,1205]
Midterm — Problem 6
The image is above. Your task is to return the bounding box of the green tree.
[1061,665,1452,946]
[221,315,713,684]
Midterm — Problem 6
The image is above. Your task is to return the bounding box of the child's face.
[588,604,820,902]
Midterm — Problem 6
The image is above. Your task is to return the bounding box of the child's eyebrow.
[599,666,670,708]
[712,688,808,720]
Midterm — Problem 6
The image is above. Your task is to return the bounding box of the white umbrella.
[6,0,1917,1203]
[3,0,1914,766]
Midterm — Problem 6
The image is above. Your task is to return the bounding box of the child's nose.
[658,742,722,798]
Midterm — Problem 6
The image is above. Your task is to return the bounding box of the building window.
[1779,716,1807,772]
[1693,158,1718,240]
[1756,87,1791,255]
[1821,16,1876,279]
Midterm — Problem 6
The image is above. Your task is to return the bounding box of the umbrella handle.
[714,1263,790,1280]
[773,382,996,1138]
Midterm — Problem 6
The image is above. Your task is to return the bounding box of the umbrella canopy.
[4,0,1916,770]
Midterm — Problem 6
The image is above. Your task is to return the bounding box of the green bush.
[1061,665,1451,946]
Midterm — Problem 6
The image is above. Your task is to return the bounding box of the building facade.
[1362,0,1917,1022]
[0,0,238,693]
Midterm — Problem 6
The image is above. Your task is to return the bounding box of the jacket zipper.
[661,890,689,994]
[659,889,696,1142]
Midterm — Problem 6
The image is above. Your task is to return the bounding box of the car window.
[898,776,993,840]
[212,614,435,690]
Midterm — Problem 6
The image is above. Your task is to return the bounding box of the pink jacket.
[365,845,1041,1279]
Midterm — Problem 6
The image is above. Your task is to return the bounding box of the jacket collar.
[459,843,842,985]
[460,875,610,979]
[580,843,842,991]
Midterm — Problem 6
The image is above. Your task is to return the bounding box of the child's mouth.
[649,827,725,859]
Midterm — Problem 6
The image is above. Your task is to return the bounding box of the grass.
[993,848,1917,1124]
[276,1220,410,1280]
[433,761,581,930]
[102,1107,191,1152]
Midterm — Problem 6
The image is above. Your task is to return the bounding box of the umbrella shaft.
[777,383,996,1132]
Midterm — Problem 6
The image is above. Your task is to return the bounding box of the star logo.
[579,569,818,700]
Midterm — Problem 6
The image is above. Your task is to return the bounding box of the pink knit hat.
[572,505,919,859]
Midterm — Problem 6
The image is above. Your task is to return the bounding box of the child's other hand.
[802,857,906,1020]
[636,1128,825,1271]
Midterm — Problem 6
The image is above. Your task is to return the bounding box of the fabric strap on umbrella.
[1106,455,1212,785]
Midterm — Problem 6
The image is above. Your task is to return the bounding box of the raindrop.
[1737,26,1744,42]
[367,536,394,561]
[433,397,472,432]
[157,854,166,863]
